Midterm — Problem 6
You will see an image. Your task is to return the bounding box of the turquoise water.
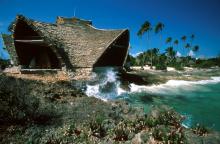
[118,82,220,131]
[85,68,220,131]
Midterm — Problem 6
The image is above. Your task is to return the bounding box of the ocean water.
[120,80,220,131]
[85,67,220,131]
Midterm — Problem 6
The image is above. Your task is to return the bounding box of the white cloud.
[176,51,182,57]
[130,52,143,57]
[188,50,195,57]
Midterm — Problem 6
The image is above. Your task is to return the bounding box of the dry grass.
[5,71,69,83]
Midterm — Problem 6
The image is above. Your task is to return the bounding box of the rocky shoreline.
[0,73,220,143]
[120,67,220,86]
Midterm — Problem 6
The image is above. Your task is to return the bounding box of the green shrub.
[89,114,107,138]
[145,117,158,127]
[113,122,129,141]
[155,63,167,70]
[192,124,210,136]
[194,59,218,68]
[157,109,184,127]
[153,125,186,144]
[140,132,151,143]
[0,77,39,123]
[133,117,146,132]
[168,129,185,144]
[173,64,184,71]
[146,106,184,128]
[152,125,170,142]
[0,75,61,125]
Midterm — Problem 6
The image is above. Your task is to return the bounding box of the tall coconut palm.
[181,36,187,42]
[185,43,191,56]
[152,48,159,66]
[193,45,199,52]
[192,45,199,67]
[192,45,199,57]
[155,22,165,49]
[137,21,152,68]
[174,40,179,46]
[137,21,152,44]
[174,40,180,57]
[181,36,187,56]
[166,37,172,47]
[136,53,145,68]
[165,47,176,64]
[190,34,195,46]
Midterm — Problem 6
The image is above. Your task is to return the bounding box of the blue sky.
[0,0,220,59]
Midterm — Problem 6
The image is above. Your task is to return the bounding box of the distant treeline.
[126,54,220,70]
[125,20,219,70]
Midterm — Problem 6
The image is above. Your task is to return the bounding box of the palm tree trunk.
[147,32,153,69]
[157,33,162,66]
[176,44,178,56]
[159,33,162,49]
[150,46,153,68]
[183,42,186,57]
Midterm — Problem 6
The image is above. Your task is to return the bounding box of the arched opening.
[14,20,61,69]
[93,30,129,67]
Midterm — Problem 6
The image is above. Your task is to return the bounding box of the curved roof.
[12,15,129,68]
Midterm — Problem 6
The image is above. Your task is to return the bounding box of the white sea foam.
[85,67,123,101]
[129,77,220,94]
[85,66,220,100]
[182,114,193,128]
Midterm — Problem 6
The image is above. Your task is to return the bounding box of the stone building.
[2,15,129,78]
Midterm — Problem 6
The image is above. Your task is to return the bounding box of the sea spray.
[85,67,126,101]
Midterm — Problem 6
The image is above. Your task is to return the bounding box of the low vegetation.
[0,74,220,143]
[192,124,210,136]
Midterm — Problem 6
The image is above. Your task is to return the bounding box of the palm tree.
[145,50,152,64]
[193,45,199,52]
[181,36,187,56]
[166,37,172,47]
[137,21,152,68]
[192,45,199,57]
[152,48,159,66]
[192,45,200,67]
[174,40,179,46]
[190,34,195,46]
[155,22,165,49]
[137,21,152,43]
[158,53,168,69]
[181,36,187,42]
[174,40,180,57]
[165,47,176,64]
[185,43,191,56]
[136,53,145,68]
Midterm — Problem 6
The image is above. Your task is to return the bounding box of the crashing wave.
[85,66,220,100]
[129,76,220,95]
[85,67,125,101]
